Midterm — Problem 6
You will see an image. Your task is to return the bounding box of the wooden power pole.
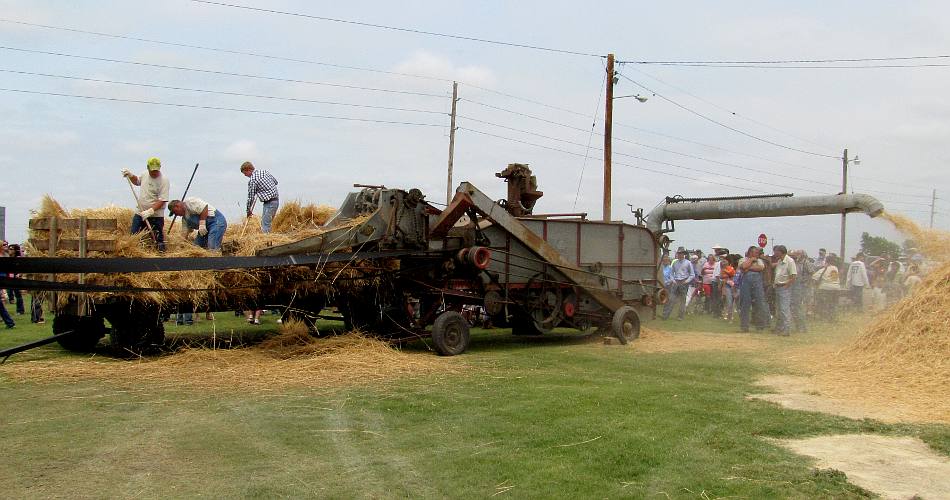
[446,81,459,205]
[603,53,615,222]
[840,148,848,260]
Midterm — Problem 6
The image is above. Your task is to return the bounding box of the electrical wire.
[0,45,446,98]
[0,87,447,126]
[189,0,603,58]
[458,126,764,193]
[616,72,841,159]
[630,62,950,69]
[0,68,447,115]
[457,115,832,193]
[623,55,950,65]
[619,63,837,151]
[573,67,606,210]
[0,18,458,84]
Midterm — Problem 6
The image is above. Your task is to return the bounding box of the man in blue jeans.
[770,245,798,336]
[738,246,769,332]
[662,247,696,320]
[240,161,279,234]
[123,157,169,252]
[167,198,228,250]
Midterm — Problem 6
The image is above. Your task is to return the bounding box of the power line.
[458,126,764,193]
[0,68,447,114]
[0,17,457,84]
[623,54,950,65]
[619,63,837,152]
[616,72,840,159]
[574,66,606,210]
[628,62,950,69]
[0,45,446,98]
[0,87,446,126]
[188,0,603,58]
[457,115,834,193]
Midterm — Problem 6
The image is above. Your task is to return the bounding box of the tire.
[611,306,640,345]
[53,315,106,353]
[431,311,470,356]
[108,306,166,354]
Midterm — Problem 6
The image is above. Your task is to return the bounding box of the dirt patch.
[749,374,917,422]
[634,327,770,353]
[775,434,950,499]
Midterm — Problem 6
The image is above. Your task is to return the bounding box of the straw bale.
[816,211,950,418]
[0,327,463,392]
[26,197,376,309]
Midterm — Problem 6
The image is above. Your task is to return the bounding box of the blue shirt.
[671,258,695,283]
[662,264,674,286]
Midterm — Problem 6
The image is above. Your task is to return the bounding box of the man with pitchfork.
[122,157,170,252]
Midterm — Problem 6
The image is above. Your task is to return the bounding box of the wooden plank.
[29,239,116,252]
[29,218,118,231]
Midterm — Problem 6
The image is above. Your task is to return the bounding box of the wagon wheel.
[513,273,563,335]
[106,304,166,354]
[53,314,107,353]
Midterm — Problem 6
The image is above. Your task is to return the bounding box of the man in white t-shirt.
[122,157,170,252]
[771,245,797,336]
[168,197,228,250]
[845,252,870,311]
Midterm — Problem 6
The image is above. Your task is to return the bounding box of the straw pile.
[816,211,949,421]
[26,196,379,309]
[1,323,462,392]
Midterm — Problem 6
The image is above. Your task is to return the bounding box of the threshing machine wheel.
[611,306,641,345]
[512,272,563,335]
[431,311,470,356]
[53,314,107,353]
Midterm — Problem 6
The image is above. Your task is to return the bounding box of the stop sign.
[757,233,768,248]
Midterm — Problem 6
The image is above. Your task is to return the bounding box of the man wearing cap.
[662,247,695,321]
[122,157,169,252]
[240,161,279,233]
[168,197,228,251]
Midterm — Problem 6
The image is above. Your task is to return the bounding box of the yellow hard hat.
[147,157,162,171]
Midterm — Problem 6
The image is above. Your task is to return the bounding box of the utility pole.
[603,53,615,222]
[840,148,848,260]
[446,81,458,205]
[931,189,937,228]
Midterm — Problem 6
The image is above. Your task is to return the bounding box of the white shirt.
[138,172,170,211]
[773,254,798,285]
[846,260,870,288]
[182,197,216,217]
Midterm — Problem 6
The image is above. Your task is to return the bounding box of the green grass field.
[0,302,946,498]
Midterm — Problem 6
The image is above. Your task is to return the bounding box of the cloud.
[393,50,496,86]
[222,140,262,162]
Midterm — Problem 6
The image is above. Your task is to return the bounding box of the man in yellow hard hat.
[122,157,169,251]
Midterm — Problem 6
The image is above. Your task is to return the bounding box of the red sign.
[757,233,768,248]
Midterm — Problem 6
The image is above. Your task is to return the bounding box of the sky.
[1,0,948,257]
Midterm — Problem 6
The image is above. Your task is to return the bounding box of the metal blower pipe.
[646,193,884,233]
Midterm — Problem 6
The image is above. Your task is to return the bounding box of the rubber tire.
[109,308,166,354]
[53,315,106,353]
[611,306,640,345]
[431,311,470,356]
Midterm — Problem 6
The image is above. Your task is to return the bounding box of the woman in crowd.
[812,254,841,322]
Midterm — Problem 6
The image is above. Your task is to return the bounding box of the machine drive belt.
[0,276,250,293]
[0,250,425,274]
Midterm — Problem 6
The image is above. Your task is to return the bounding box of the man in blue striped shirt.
[662,247,696,320]
[241,161,280,233]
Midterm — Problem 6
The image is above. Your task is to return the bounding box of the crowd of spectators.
[660,243,925,335]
